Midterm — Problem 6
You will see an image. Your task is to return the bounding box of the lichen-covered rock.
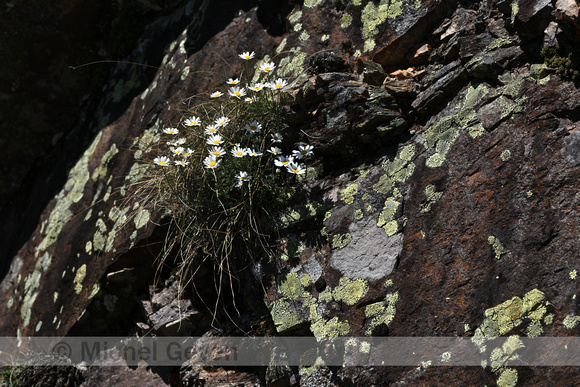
[1,0,580,386]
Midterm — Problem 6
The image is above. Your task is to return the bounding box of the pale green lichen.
[570,269,577,280]
[469,123,486,138]
[279,202,331,229]
[340,183,358,204]
[488,235,507,260]
[270,299,304,332]
[304,0,323,8]
[278,272,309,301]
[332,233,352,249]
[321,34,329,42]
[288,10,302,24]
[341,13,352,28]
[299,356,325,376]
[498,368,518,387]
[373,174,394,194]
[134,208,150,229]
[377,197,400,236]
[21,252,52,327]
[332,277,369,306]
[364,292,399,335]
[441,352,452,362]
[92,144,119,181]
[293,22,302,32]
[38,132,102,251]
[563,315,580,329]
[472,289,547,352]
[500,149,511,161]
[354,209,363,220]
[361,0,403,52]
[510,1,518,24]
[73,264,87,295]
[93,218,107,252]
[275,37,287,54]
[310,316,350,341]
[423,84,489,168]
[420,184,443,213]
[275,49,307,78]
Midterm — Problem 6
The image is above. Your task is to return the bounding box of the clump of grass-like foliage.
[140,52,313,313]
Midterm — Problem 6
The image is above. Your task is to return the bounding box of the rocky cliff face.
[1,0,579,386]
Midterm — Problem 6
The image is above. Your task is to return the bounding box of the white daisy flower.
[246,120,261,134]
[245,97,255,103]
[163,127,179,135]
[268,78,288,90]
[175,159,189,166]
[246,148,262,157]
[231,145,247,158]
[271,132,283,143]
[260,61,276,72]
[292,144,314,159]
[235,171,251,187]
[206,134,223,146]
[182,148,194,158]
[239,51,255,60]
[227,78,240,85]
[203,155,221,169]
[268,146,282,155]
[274,155,294,167]
[248,83,264,92]
[171,146,185,155]
[210,91,223,98]
[154,156,171,166]
[210,146,225,157]
[229,86,246,98]
[176,138,187,145]
[184,116,201,126]
[215,116,230,127]
[287,162,306,175]
[167,140,179,146]
[204,124,219,135]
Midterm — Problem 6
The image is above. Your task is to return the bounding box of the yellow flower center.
[236,152,243,156]
[209,161,217,167]
[282,161,289,165]
[159,161,166,166]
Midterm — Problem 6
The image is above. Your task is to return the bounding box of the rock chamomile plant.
[142,51,314,310]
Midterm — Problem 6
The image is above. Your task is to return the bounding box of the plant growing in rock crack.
[541,44,580,82]
[137,51,314,317]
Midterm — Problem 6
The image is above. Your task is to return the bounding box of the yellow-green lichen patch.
[73,264,87,294]
[423,84,489,169]
[340,183,358,204]
[570,269,577,280]
[38,132,103,251]
[93,218,108,252]
[563,315,580,329]
[270,299,304,333]
[373,174,394,194]
[280,238,306,261]
[279,202,331,229]
[288,10,302,24]
[89,283,100,299]
[92,144,119,181]
[304,0,323,8]
[134,208,150,229]
[35,320,42,332]
[364,292,399,335]
[293,22,302,32]
[341,13,352,28]
[275,37,287,54]
[21,252,52,327]
[332,277,369,306]
[488,235,507,260]
[441,351,452,363]
[85,241,92,254]
[310,316,350,341]
[299,356,325,376]
[321,34,329,42]
[490,336,524,372]
[472,289,547,351]
[332,233,352,249]
[276,49,307,78]
[377,197,400,236]
[361,0,403,52]
[469,123,486,138]
[278,272,310,301]
[420,184,443,213]
[498,367,518,387]
[354,209,363,220]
